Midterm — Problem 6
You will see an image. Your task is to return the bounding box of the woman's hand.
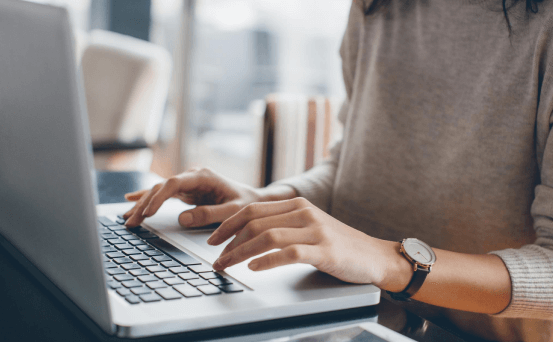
[123,168,296,229]
[208,197,411,288]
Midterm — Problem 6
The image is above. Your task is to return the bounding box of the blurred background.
[26,0,350,187]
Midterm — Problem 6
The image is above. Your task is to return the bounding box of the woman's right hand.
[122,167,295,228]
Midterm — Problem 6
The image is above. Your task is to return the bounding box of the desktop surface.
[0,171,482,342]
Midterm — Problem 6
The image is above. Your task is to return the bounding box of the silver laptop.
[0,1,380,338]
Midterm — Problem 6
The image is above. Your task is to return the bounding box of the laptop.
[0,1,380,338]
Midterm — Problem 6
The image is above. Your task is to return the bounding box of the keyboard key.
[121,263,141,270]
[104,261,117,268]
[131,287,152,295]
[103,255,110,262]
[188,265,212,273]
[169,266,189,274]
[107,225,129,231]
[100,242,111,248]
[138,260,158,267]
[178,273,199,281]
[121,280,143,288]
[137,245,154,251]
[144,250,163,257]
[153,255,172,262]
[123,249,142,255]
[98,216,116,226]
[197,284,222,295]
[164,277,185,286]
[114,274,134,282]
[106,268,126,275]
[174,284,202,297]
[156,288,182,300]
[130,254,149,261]
[130,240,146,246]
[218,284,244,293]
[101,246,117,253]
[113,257,133,264]
[122,235,139,241]
[208,277,232,286]
[115,217,126,225]
[137,275,158,283]
[102,233,118,239]
[107,280,122,289]
[138,232,159,239]
[106,252,125,259]
[146,266,165,273]
[130,269,150,276]
[116,288,132,297]
[107,238,126,245]
[114,230,132,236]
[199,272,222,280]
[135,227,150,233]
[125,295,141,304]
[140,293,162,303]
[161,261,180,268]
[188,279,209,287]
[99,227,111,234]
[114,243,134,250]
[155,272,175,279]
[149,239,202,266]
[146,281,168,289]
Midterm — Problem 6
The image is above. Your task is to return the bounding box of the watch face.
[403,238,436,266]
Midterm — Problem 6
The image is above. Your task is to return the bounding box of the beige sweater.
[278,0,553,340]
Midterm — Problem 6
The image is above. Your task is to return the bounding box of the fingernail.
[249,260,259,271]
[215,254,230,268]
[207,233,217,245]
[179,213,193,227]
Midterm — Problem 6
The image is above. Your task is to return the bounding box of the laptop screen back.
[0,1,113,334]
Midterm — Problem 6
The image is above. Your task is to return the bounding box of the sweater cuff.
[489,245,553,319]
[270,173,332,212]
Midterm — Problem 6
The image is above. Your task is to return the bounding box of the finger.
[123,207,136,220]
[217,211,306,254]
[143,172,221,217]
[125,184,163,227]
[178,201,240,227]
[124,189,149,202]
[141,179,183,218]
[209,197,310,245]
[212,228,316,270]
[123,191,152,219]
[248,245,321,272]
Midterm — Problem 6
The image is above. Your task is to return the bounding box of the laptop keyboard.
[98,216,243,304]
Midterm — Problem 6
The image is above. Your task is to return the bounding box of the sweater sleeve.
[489,34,553,319]
[270,100,347,212]
[490,141,553,319]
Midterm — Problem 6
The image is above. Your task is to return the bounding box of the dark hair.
[364,0,544,35]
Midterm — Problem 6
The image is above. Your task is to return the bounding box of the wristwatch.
[386,238,436,301]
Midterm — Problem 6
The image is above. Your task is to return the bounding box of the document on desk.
[264,322,415,342]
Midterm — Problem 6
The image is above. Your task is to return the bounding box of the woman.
[124,1,553,340]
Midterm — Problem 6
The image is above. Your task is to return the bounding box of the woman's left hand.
[208,197,407,288]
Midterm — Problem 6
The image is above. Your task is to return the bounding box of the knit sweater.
[277,0,553,340]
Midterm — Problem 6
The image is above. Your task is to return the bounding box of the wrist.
[378,240,414,293]
[256,184,297,202]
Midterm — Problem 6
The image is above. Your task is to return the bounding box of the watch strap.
[386,265,430,301]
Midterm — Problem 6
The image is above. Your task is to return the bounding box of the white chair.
[81,30,172,171]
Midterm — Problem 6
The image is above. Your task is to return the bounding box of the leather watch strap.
[387,265,430,301]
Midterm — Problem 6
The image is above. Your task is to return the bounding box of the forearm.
[380,240,512,314]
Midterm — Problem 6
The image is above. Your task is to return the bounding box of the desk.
[0,171,484,342]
